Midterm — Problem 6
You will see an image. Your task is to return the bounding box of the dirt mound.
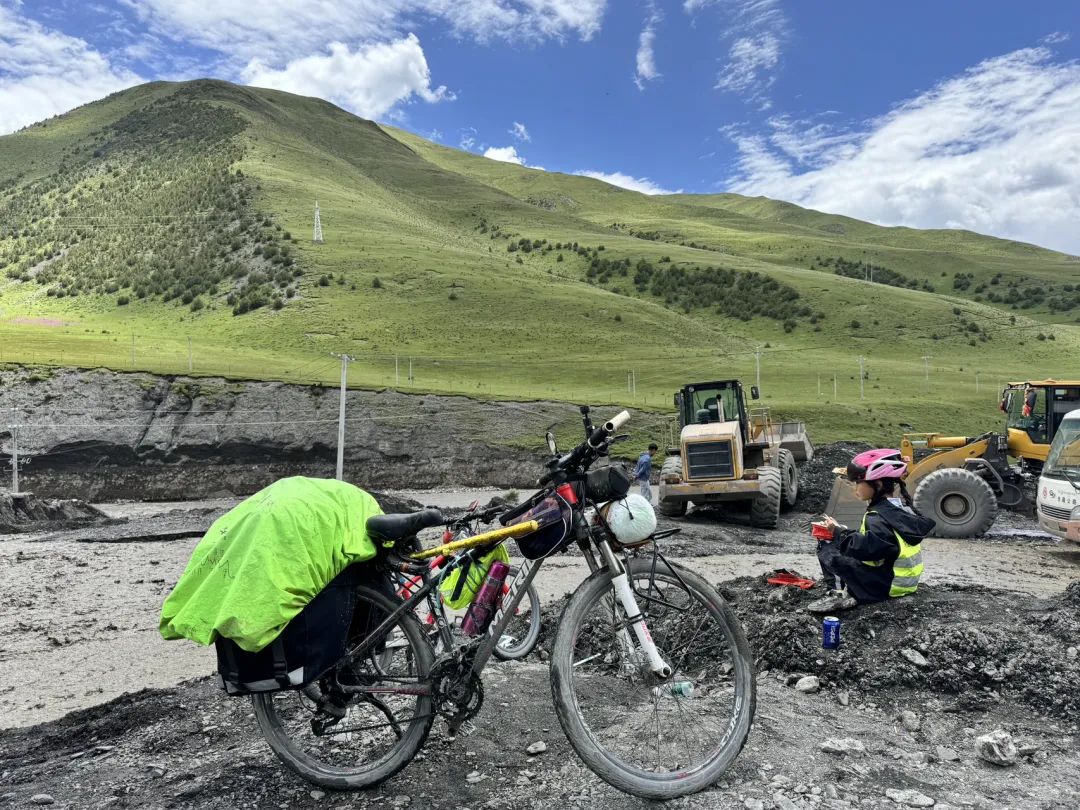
[796,440,872,513]
[0,491,111,534]
[722,575,1080,719]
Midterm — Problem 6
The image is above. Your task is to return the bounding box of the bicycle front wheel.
[550,557,756,800]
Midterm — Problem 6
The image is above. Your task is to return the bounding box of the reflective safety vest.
[860,510,923,597]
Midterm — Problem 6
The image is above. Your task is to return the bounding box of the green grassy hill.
[1,79,1078,444]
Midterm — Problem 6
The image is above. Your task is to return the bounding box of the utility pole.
[627,371,632,396]
[858,356,866,400]
[187,336,193,373]
[632,370,636,397]
[408,358,414,382]
[922,355,932,390]
[331,353,354,481]
[754,346,762,392]
[313,200,324,244]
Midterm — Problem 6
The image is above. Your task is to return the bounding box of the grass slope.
[1,80,1078,446]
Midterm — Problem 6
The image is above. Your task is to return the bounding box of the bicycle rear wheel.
[252,583,435,790]
[550,557,755,799]
[493,567,541,661]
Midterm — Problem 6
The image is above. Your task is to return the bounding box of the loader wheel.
[913,468,998,539]
[776,449,798,509]
[749,467,782,529]
[658,457,688,517]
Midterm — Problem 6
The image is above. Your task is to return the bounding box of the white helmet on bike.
[600,493,657,547]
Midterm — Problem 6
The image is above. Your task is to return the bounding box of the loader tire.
[913,468,998,539]
[658,457,688,517]
[749,467,782,529]
[775,448,798,509]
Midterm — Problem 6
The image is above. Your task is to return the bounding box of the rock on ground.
[976,730,1018,766]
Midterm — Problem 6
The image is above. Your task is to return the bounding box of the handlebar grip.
[604,410,631,432]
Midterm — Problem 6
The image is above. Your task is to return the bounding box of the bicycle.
[252,407,756,800]
[387,502,541,662]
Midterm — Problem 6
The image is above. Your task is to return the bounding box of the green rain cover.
[159,477,382,652]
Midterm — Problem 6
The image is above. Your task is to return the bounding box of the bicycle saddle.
[366,508,444,541]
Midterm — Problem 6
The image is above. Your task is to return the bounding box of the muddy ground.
[1,495,1078,809]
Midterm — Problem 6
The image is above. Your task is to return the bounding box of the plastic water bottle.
[652,680,694,698]
[461,561,510,636]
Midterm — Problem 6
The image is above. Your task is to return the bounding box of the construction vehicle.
[826,380,1080,538]
[657,380,813,528]
[999,380,1080,471]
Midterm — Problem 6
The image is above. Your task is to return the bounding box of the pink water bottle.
[461,561,510,636]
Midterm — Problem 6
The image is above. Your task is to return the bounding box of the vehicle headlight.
[1071,505,1080,521]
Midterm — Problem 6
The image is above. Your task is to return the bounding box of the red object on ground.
[811,521,834,540]
[766,570,817,589]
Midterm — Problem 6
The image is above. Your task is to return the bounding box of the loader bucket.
[766,421,815,463]
[824,475,866,529]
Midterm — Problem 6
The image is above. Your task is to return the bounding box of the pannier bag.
[215,565,361,695]
[439,544,511,610]
[584,464,633,503]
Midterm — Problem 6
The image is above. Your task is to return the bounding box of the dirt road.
[0,494,1077,809]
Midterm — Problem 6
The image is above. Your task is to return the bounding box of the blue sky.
[2,1,1079,253]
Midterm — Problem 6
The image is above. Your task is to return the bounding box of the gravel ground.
[1,489,1077,809]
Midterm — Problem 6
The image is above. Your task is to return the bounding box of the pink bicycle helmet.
[847,448,906,482]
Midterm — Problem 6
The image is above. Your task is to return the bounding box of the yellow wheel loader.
[826,380,1080,539]
[657,380,813,528]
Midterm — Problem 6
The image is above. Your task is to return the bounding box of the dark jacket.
[819,497,936,602]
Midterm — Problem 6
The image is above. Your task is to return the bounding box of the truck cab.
[1036,408,1080,543]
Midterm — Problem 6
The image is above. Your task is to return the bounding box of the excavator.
[826,379,1080,538]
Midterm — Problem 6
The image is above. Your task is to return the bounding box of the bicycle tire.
[492,569,541,661]
[252,582,435,790]
[549,558,756,799]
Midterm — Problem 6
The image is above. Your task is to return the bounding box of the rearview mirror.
[546,431,558,455]
[750,386,760,400]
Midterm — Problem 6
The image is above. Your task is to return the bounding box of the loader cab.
[674,381,758,445]
[1002,381,1080,468]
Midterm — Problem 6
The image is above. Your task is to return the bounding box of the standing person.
[635,443,658,502]
[809,449,935,614]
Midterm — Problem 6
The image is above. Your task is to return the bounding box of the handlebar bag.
[508,494,573,560]
[584,464,632,503]
[215,563,361,695]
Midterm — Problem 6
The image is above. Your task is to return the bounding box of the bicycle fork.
[596,540,672,680]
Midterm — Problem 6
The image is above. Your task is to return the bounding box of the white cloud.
[509,121,530,141]
[576,170,680,195]
[724,46,1080,255]
[716,32,780,94]
[241,34,451,120]
[685,0,787,104]
[634,4,661,90]
[0,5,141,134]
[126,1,608,62]
[460,127,478,151]
[483,144,545,170]
[484,145,526,164]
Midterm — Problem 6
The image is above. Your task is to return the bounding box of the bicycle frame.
[340,547,545,696]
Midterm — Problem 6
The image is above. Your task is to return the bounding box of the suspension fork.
[596,539,672,680]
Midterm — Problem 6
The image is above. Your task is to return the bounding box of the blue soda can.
[822,616,841,649]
